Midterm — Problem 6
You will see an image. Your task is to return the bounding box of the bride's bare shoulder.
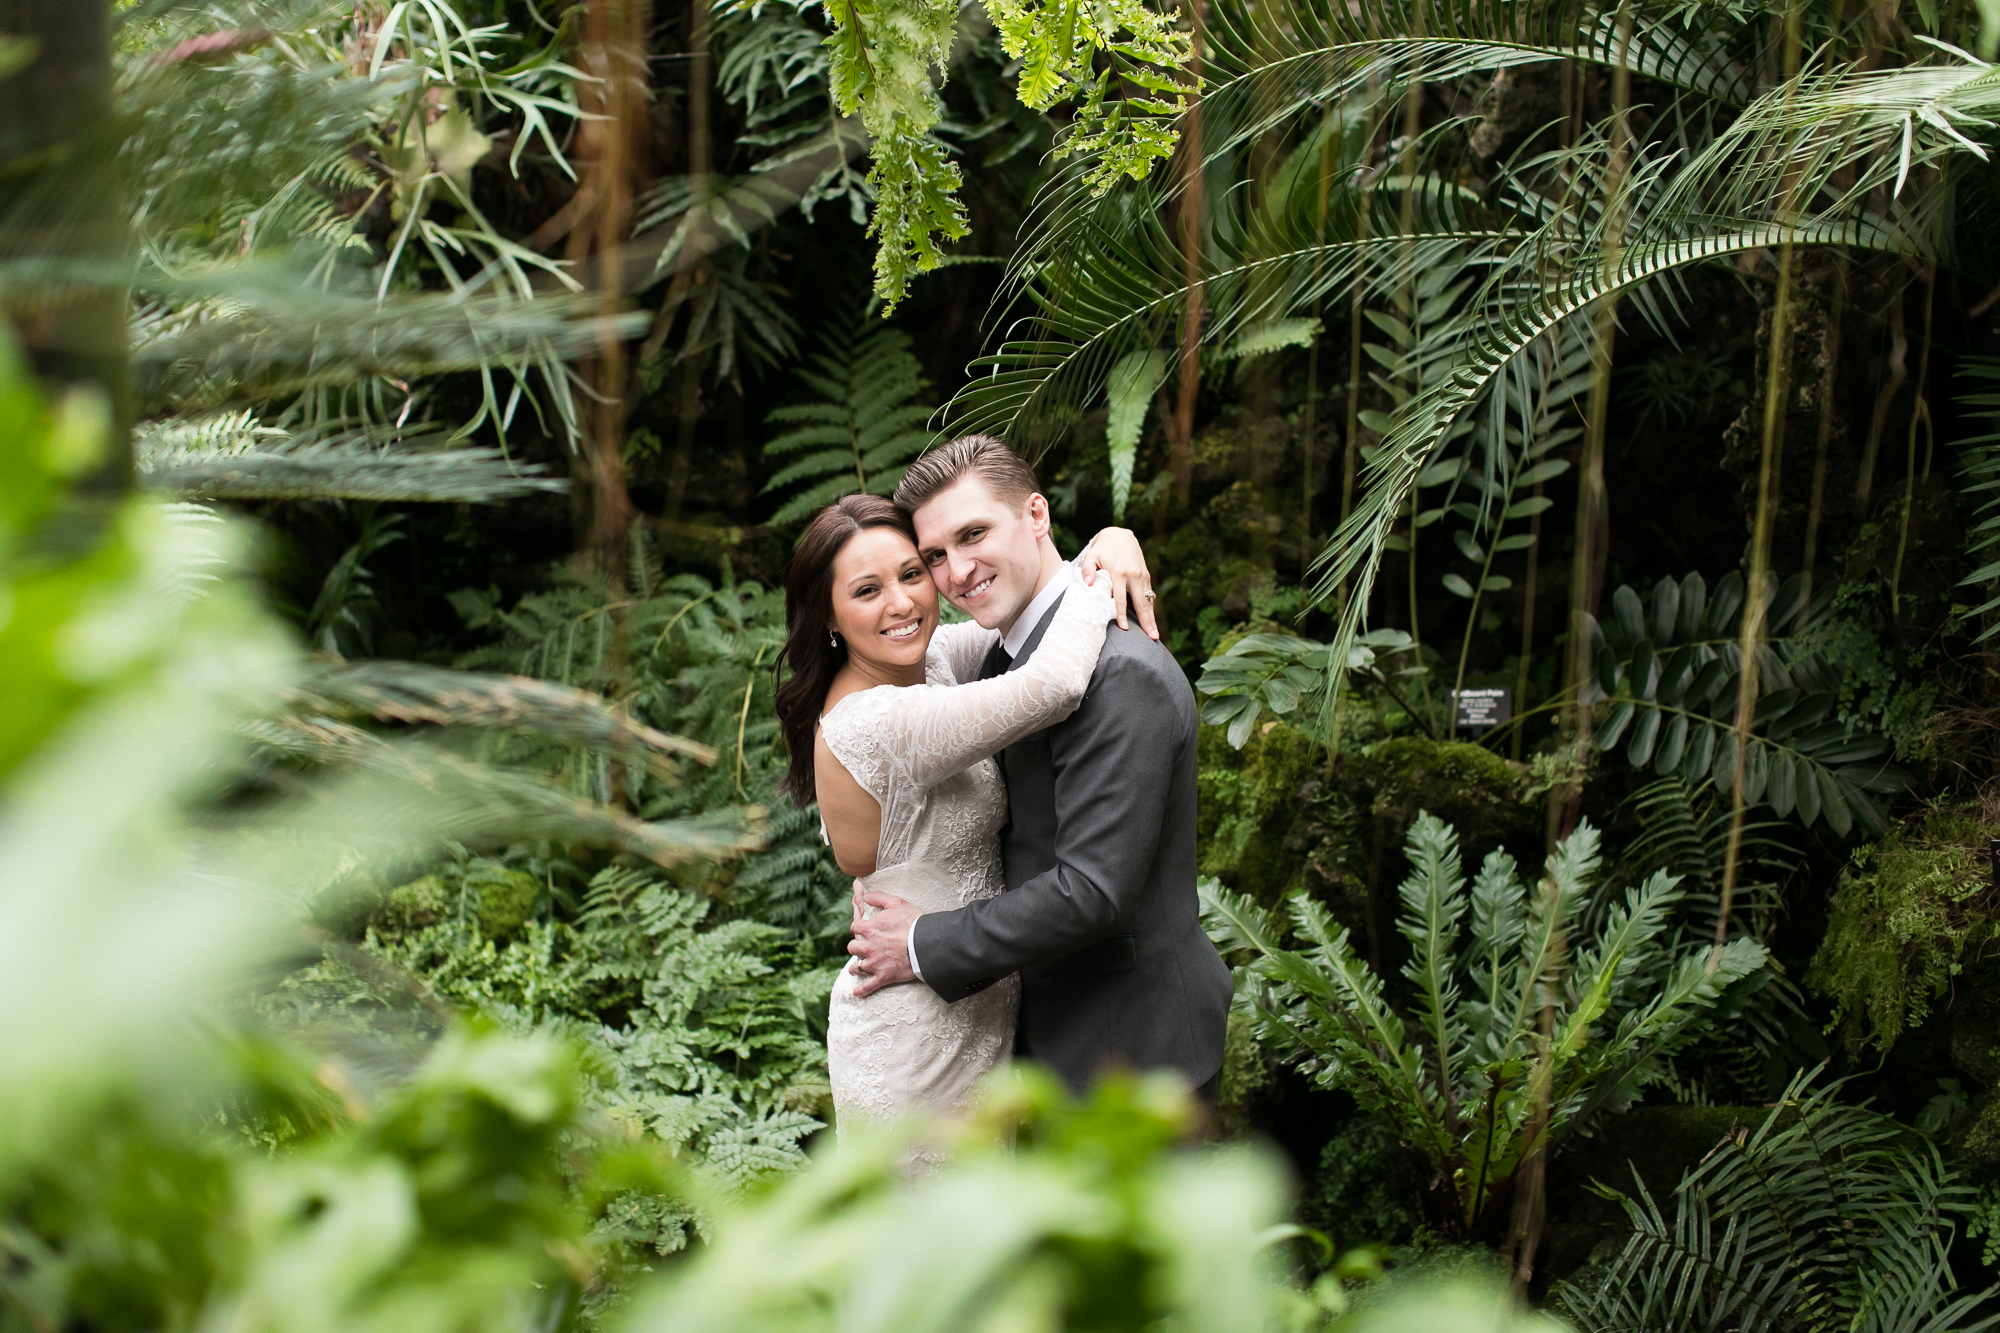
[813,726,879,877]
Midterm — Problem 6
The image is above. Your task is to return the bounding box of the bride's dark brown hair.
[774,494,920,807]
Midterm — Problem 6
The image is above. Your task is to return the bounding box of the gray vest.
[911,595,1233,1093]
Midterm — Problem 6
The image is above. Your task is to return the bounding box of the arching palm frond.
[136,415,567,502]
[1303,52,1998,680]
[949,122,1506,448]
[950,3,2000,721]
[1193,0,1755,113]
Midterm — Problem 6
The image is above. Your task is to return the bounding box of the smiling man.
[844,434,1234,1103]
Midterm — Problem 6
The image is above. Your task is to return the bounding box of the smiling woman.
[773,494,925,815]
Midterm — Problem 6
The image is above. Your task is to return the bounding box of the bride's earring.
[829,629,839,647]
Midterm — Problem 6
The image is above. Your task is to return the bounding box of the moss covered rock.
[1346,737,1531,848]
[463,862,543,940]
[1197,721,1361,907]
[376,861,542,942]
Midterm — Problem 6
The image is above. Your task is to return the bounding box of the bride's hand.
[1077,526,1160,640]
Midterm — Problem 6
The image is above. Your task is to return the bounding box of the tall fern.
[1608,777,1811,1102]
[762,313,939,526]
[1956,356,2000,642]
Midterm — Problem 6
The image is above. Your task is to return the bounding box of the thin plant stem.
[1339,134,1376,606]
[1800,247,1849,603]
[1854,273,1908,519]
[1513,471,1545,762]
[1302,110,1336,561]
[1514,64,1579,763]
[1891,259,1938,620]
[1717,0,1804,963]
[1399,18,1430,725]
[1554,14,1634,850]
[1168,0,1206,507]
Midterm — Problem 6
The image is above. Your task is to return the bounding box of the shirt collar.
[1000,563,1075,660]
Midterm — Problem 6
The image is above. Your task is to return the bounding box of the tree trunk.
[567,0,651,582]
[0,0,131,489]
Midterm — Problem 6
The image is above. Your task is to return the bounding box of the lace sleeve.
[819,574,1113,794]
[929,618,1000,683]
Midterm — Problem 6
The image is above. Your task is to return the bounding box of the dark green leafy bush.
[1587,572,1908,835]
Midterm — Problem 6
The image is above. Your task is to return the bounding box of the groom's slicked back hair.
[894,434,1038,513]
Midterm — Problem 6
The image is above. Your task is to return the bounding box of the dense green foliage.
[1557,1074,1998,1332]
[22,0,2000,1318]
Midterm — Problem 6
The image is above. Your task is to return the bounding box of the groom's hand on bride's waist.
[848,892,921,997]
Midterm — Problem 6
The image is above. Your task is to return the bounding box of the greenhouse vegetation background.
[10,0,2000,1325]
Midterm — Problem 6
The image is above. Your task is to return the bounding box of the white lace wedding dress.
[820,573,1112,1150]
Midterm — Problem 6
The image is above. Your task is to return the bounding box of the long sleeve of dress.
[929,618,1001,685]
[819,574,1114,800]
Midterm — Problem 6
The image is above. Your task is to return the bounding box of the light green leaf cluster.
[322,858,836,1229]
[983,0,1192,186]
[819,0,1189,307]
[1204,812,1768,1234]
[820,0,969,307]
[1196,627,1415,746]
[624,1069,1333,1332]
[1106,348,1168,521]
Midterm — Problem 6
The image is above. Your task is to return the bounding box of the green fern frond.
[1556,1071,1998,1333]
[761,309,940,525]
[138,417,566,502]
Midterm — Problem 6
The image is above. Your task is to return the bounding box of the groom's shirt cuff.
[906,914,925,980]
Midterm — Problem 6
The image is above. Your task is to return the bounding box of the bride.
[771,493,1150,1147]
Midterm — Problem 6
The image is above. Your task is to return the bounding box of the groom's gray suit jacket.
[911,593,1234,1093]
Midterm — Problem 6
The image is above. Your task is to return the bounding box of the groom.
[845,434,1234,1101]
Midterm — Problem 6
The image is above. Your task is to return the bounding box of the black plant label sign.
[1452,687,1511,734]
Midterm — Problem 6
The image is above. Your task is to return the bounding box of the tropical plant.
[1202,812,1769,1236]
[1583,571,1909,835]
[282,854,836,1248]
[933,0,2000,693]
[106,0,613,450]
[621,1066,1581,1333]
[1555,1072,2000,1333]
[808,0,1192,307]
[1196,627,1416,747]
[1607,776,1813,1101]
[761,309,940,525]
[1955,354,2000,642]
